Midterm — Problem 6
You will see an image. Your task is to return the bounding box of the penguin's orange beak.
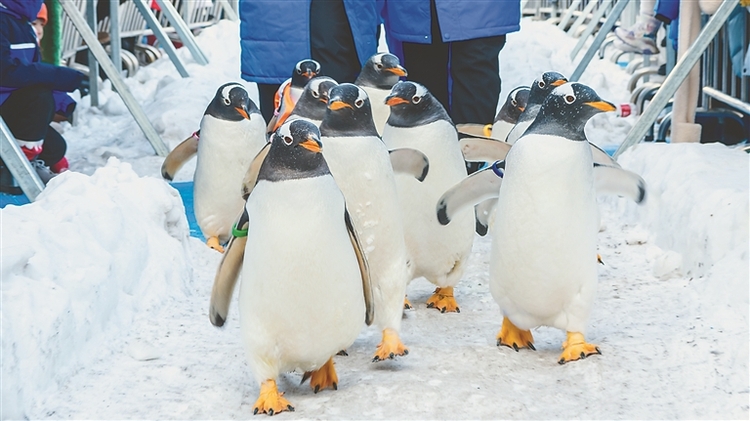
[304,70,316,79]
[551,79,568,87]
[329,100,352,110]
[300,138,322,153]
[385,96,410,106]
[235,107,250,120]
[585,101,616,112]
[518,106,525,112]
[386,66,407,77]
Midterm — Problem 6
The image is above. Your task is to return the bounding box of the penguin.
[318,83,413,361]
[209,119,374,415]
[382,81,475,313]
[286,76,339,127]
[505,71,568,145]
[440,82,636,364]
[491,86,531,141]
[161,82,266,253]
[354,53,408,136]
[268,58,322,133]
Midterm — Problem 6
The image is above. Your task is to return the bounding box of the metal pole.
[570,0,631,82]
[216,0,239,22]
[60,0,170,157]
[131,0,190,78]
[568,0,599,36]
[0,119,45,201]
[570,0,614,60]
[110,0,121,74]
[558,0,583,30]
[614,0,740,158]
[86,0,99,106]
[153,0,209,65]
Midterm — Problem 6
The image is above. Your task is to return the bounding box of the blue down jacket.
[0,0,83,108]
[239,0,380,84]
[382,0,521,44]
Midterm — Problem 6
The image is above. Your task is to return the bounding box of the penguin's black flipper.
[161,132,199,181]
[474,198,498,236]
[241,143,271,200]
[458,132,512,163]
[437,161,505,226]
[388,148,429,182]
[344,207,374,326]
[593,163,647,204]
[209,208,250,327]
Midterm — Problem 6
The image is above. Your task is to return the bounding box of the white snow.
[1,18,748,420]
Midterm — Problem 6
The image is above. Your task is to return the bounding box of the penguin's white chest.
[239,176,365,382]
[491,120,514,141]
[361,86,390,136]
[193,114,266,241]
[490,134,599,333]
[382,121,474,285]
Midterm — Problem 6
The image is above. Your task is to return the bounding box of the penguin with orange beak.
[268,59,322,133]
[505,71,568,145]
[354,53,407,136]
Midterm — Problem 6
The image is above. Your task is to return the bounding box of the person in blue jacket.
[239,0,380,123]
[382,0,520,172]
[0,0,84,182]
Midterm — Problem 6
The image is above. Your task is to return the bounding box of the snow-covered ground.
[2,18,748,419]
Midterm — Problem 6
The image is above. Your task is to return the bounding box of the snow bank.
[0,159,193,418]
[613,142,749,278]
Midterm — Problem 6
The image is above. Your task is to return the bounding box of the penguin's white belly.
[240,177,364,382]
[506,118,533,145]
[491,120,514,141]
[382,121,474,286]
[361,86,390,136]
[194,115,266,242]
[322,136,410,330]
[490,134,599,333]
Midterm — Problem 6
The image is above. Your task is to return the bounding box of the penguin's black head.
[319,83,378,137]
[385,81,452,128]
[206,82,259,122]
[291,76,339,121]
[528,71,568,106]
[525,82,616,141]
[291,59,322,88]
[496,86,531,124]
[260,119,329,181]
[355,53,408,89]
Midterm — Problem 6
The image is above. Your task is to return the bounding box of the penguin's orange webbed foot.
[252,379,294,416]
[425,287,460,313]
[496,317,535,351]
[301,357,338,393]
[558,332,601,364]
[372,328,409,362]
[403,295,413,310]
[206,236,225,253]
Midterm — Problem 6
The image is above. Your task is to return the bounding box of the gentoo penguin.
[268,59,322,132]
[354,53,407,136]
[382,81,475,313]
[318,83,413,362]
[286,76,339,127]
[491,86,531,140]
[161,82,266,252]
[470,82,625,364]
[209,119,374,415]
[505,71,568,145]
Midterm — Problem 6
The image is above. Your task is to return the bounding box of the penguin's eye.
[354,99,364,108]
[564,95,575,104]
[296,69,302,74]
[311,90,319,98]
[412,96,421,104]
[283,136,293,145]
[375,63,383,70]
[510,99,517,107]
[223,97,231,106]
[538,81,546,89]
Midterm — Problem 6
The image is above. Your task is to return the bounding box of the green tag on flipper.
[232,223,248,238]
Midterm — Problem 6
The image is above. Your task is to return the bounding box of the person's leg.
[400,0,449,111]
[309,0,362,83]
[0,86,55,144]
[615,0,661,54]
[37,127,67,170]
[257,83,281,124]
[448,35,505,125]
